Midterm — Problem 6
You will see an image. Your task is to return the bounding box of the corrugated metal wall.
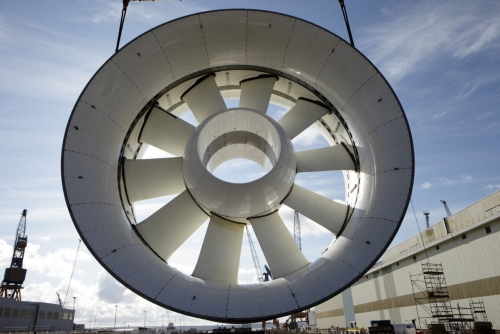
[316,190,500,330]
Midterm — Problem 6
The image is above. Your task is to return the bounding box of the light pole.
[144,311,146,328]
[114,306,117,333]
[94,314,97,330]
[124,322,126,334]
[73,297,76,310]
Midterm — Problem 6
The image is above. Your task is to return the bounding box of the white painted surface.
[136,190,208,261]
[192,215,244,285]
[278,99,329,139]
[140,106,195,157]
[239,76,277,113]
[296,144,355,172]
[62,9,413,322]
[124,157,185,203]
[182,75,227,123]
[183,108,296,221]
[250,212,309,279]
[283,184,348,236]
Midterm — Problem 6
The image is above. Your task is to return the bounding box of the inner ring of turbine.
[183,108,296,221]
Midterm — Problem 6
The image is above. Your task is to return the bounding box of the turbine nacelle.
[183,108,296,222]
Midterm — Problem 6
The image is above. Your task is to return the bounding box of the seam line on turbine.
[101,243,143,259]
[281,19,296,71]
[111,60,146,100]
[198,15,210,67]
[341,72,377,109]
[285,283,300,308]
[155,272,180,299]
[225,284,231,318]
[151,30,175,80]
[64,149,118,170]
[79,100,125,132]
[315,39,342,86]
[358,116,405,143]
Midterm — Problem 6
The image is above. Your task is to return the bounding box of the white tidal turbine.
[62,10,414,322]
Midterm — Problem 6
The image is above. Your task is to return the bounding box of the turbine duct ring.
[62,9,414,322]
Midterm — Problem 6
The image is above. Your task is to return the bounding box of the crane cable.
[115,0,131,53]
[62,239,82,308]
[338,0,355,47]
[410,199,430,263]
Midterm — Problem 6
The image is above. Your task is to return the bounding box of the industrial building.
[0,210,76,332]
[316,190,500,331]
[0,297,75,332]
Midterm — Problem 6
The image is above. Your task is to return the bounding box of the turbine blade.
[283,184,348,236]
[239,75,278,113]
[192,215,244,284]
[136,190,208,261]
[296,144,355,172]
[124,157,185,203]
[181,74,226,123]
[250,212,309,279]
[278,98,329,139]
[140,106,195,157]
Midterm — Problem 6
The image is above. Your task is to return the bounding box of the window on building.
[63,312,69,320]
[39,310,45,319]
[69,313,73,320]
[20,309,27,318]
[12,309,19,318]
[486,226,491,234]
[28,310,35,318]
[436,245,440,250]
[462,234,467,239]
[53,312,59,320]
[47,311,53,319]
[4,308,11,317]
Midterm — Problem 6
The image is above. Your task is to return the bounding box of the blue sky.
[1,0,499,328]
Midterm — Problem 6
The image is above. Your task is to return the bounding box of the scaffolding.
[410,263,454,329]
[411,263,493,334]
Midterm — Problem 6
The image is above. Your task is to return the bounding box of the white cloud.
[439,173,473,186]
[484,184,500,191]
[86,1,208,25]
[421,182,432,189]
[23,243,92,278]
[292,124,329,149]
[359,1,500,82]
[455,80,481,100]
[97,272,127,304]
[0,16,107,102]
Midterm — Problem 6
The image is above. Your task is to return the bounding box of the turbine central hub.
[183,108,296,222]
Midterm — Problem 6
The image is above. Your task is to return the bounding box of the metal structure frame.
[294,211,301,250]
[62,10,414,322]
[0,210,28,301]
[411,263,454,329]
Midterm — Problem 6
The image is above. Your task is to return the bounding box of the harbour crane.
[246,226,264,282]
[56,292,63,307]
[440,200,452,217]
[423,211,430,228]
[0,210,29,301]
[294,211,302,250]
